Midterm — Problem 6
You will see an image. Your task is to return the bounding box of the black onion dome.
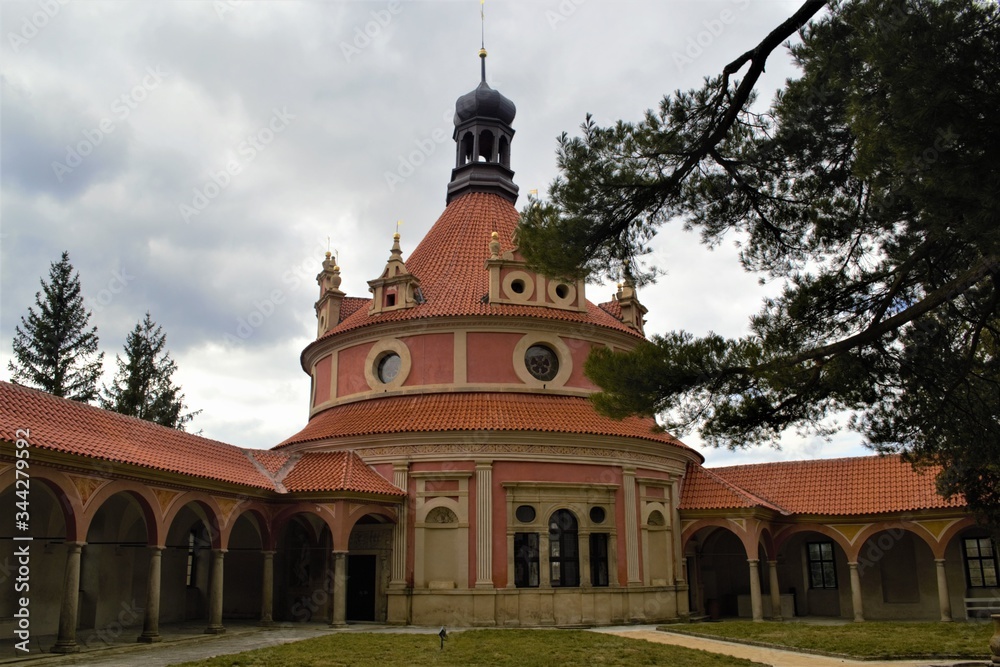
[454,80,516,126]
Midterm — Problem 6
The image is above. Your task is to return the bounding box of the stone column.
[52,542,85,653]
[935,558,952,622]
[259,550,275,626]
[622,467,640,583]
[390,462,408,587]
[848,561,864,622]
[475,461,493,588]
[205,549,226,634]
[747,559,763,621]
[138,546,164,642]
[330,551,348,627]
[768,560,782,620]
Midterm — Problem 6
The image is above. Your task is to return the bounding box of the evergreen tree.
[8,251,104,402]
[518,1,1000,525]
[101,312,199,430]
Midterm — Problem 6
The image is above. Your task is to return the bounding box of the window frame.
[589,532,610,587]
[963,536,999,588]
[806,541,838,589]
[548,510,580,588]
[513,532,539,588]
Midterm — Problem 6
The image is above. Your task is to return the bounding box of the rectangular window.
[964,537,999,588]
[807,541,837,589]
[514,532,539,588]
[590,533,610,587]
[186,531,197,587]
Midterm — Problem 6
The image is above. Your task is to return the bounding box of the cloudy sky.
[1,0,868,466]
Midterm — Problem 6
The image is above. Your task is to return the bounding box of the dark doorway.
[346,555,377,621]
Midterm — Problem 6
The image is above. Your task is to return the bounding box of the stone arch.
[272,508,336,623]
[271,503,338,550]
[773,523,854,560]
[162,492,227,550]
[416,496,458,524]
[0,465,82,540]
[0,466,75,637]
[682,518,752,558]
[851,521,939,560]
[758,526,777,561]
[82,480,162,546]
[683,524,752,619]
[81,487,157,634]
[222,505,271,551]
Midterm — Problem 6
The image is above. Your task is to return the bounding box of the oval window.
[589,507,606,524]
[377,353,402,384]
[524,344,559,382]
[515,505,536,523]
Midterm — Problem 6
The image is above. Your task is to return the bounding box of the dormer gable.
[367,232,423,315]
[485,230,586,313]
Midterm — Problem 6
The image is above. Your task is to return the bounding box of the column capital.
[211,548,228,555]
[934,557,947,564]
[392,460,410,472]
[262,550,276,557]
[767,559,778,566]
[848,561,860,569]
[66,541,86,552]
[148,545,166,553]
[475,460,494,469]
[747,558,760,566]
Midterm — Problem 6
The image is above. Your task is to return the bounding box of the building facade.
[1,51,995,654]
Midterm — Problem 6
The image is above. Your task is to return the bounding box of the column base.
[329,622,347,628]
[50,641,79,654]
[204,625,227,634]
[258,619,275,628]
[137,633,163,643]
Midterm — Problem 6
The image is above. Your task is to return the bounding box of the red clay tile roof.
[679,464,787,513]
[680,455,965,515]
[275,391,699,458]
[283,451,405,495]
[0,381,401,497]
[598,299,623,321]
[338,296,369,323]
[315,193,641,339]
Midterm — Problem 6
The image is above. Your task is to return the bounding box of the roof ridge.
[708,453,903,473]
[697,465,791,514]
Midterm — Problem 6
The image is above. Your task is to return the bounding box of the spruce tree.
[9,251,104,402]
[101,312,199,430]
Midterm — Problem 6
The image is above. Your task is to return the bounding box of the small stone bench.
[964,597,1000,619]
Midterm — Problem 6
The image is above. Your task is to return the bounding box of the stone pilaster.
[622,467,640,583]
[475,461,493,588]
[390,462,408,587]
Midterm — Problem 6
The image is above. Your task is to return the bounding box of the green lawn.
[658,620,993,658]
[174,629,764,667]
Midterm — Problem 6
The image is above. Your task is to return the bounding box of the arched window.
[548,509,579,587]
[460,132,475,165]
[478,130,495,162]
[498,136,510,167]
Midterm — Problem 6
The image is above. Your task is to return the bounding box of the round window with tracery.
[524,344,559,382]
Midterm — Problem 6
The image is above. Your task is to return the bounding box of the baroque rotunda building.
[0,49,993,655]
